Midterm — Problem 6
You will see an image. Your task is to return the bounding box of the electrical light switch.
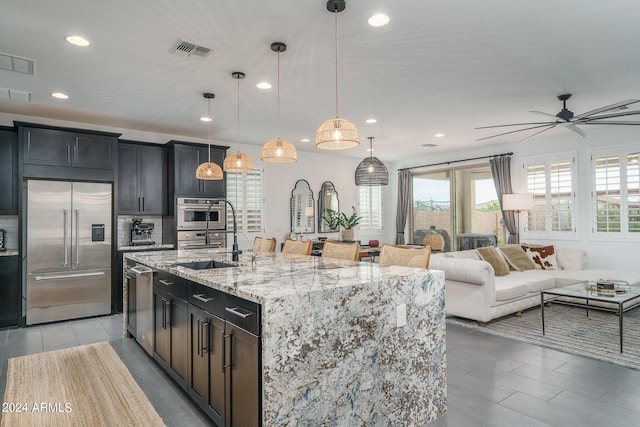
[396,304,407,328]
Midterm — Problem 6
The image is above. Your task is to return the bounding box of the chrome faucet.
[207,199,242,262]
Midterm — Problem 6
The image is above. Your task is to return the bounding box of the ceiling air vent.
[0,87,32,102]
[0,52,35,75]
[421,143,438,148]
[170,39,212,59]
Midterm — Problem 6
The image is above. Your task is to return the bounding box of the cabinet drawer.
[225,294,261,336]
[189,282,224,317]
[154,271,188,301]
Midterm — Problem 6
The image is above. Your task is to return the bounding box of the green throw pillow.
[477,246,510,276]
[499,245,536,271]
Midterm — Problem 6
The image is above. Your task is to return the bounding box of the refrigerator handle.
[63,209,69,267]
[75,209,80,266]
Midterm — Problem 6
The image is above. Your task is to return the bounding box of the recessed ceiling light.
[51,92,69,99]
[368,14,390,27]
[65,35,90,47]
[256,82,272,89]
[300,138,310,142]
[365,118,377,124]
[434,133,444,138]
[200,116,212,122]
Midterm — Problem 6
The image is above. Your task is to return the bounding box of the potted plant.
[321,208,341,231]
[338,207,361,242]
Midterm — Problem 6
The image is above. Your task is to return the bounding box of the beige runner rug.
[1,342,165,427]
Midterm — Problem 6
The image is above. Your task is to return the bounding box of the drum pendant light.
[315,0,360,150]
[261,42,297,164]
[355,137,389,185]
[195,93,224,180]
[224,72,255,173]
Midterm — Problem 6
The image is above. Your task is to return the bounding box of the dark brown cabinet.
[167,142,228,207]
[225,322,260,427]
[117,142,167,214]
[0,255,20,327]
[0,128,18,215]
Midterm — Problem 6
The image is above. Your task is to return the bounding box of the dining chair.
[253,236,277,253]
[422,233,445,253]
[282,239,313,255]
[321,240,360,261]
[379,245,431,269]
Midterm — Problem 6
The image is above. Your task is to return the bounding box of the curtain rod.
[397,152,513,172]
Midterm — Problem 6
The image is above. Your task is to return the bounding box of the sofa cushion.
[522,244,560,270]
[556,248,588,271]
[494,278,529,301]
[508,270,557,293]
[477,247,510,276]
[499,245,536,271]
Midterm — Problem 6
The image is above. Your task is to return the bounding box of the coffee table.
[540,281,640,353]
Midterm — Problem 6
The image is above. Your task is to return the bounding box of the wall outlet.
[396,303,407,328]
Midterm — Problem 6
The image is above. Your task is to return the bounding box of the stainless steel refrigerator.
[26,180,112,325]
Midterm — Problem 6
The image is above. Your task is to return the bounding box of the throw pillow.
[444,250,481,261]
[521,244,560,270]
[499,245,536,271]
[476,246,510,276]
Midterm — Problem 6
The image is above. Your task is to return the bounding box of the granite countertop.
[0,250,19,257]
[117,243,175,251]
[124,248,434,304]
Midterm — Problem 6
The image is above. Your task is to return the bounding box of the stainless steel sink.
[177,260,235,270]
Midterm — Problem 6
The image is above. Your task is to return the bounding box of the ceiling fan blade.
[564,123,587,137]
[517,125,557,143]
[476,123,557,141]
[578,109,640,122]
[475,121,556,130]
[579,120,640,125]
[574,99,640,119]
[530,110,565,122]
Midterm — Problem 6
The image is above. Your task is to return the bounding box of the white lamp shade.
[502,193,533,211]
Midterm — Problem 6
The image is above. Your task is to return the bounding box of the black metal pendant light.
[355,137,388,185]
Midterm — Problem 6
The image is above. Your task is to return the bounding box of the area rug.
[448,304,640,371]
[1,342,165,427]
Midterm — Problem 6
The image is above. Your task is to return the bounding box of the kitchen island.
[124,248,446,426]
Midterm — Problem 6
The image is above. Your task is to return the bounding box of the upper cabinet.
[18,123,119,181]
[167,141,228,207]
[0,128,18,215]
[118,142,167,215]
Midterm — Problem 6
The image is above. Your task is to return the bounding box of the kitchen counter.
[0,250,19,257]
[124,248,447,425]
[117,243,174,251]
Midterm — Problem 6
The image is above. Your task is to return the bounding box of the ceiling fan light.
[261,138,297,163]
[316,118,360,150]
[195,162,223,180]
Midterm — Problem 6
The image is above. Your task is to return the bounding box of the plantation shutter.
[358,186,382,230]
[226,169,264,233]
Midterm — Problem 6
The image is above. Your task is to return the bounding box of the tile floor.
[2,315,640,426]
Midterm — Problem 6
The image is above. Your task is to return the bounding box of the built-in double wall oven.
[176,197,226,250]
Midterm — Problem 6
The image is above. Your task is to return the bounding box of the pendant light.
[261,42,297,164]
[355,137,389,185]
[223,72,255,173]
[195,93,224,180]
[315,0,360,150]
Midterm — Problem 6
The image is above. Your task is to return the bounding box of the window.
[592,146,640,239]
[523,152,576,238]
[358,186,382,230]
[226,169,264,233]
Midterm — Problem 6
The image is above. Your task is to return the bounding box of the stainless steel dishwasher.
[131,265,154,355]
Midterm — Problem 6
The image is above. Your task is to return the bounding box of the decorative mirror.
[318,181,339,233]
[290,179,315,234]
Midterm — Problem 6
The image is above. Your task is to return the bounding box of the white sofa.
[430,248,640,324]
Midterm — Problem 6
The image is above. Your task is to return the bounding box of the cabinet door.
[72,134,115,169]
[0,257,20,327]
[169,297,188,388]
[0,129,18,215]
[139,145,167,214]
[225,323,260,427]
[200,147,226,197]
[189,306,209,406]
[154,289,170,366]
[23,127,70,166]
[117,144,141,214]
[175,145,203,196]
[207,314,226,424]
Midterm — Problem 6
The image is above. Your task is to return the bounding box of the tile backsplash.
[117,215,165,248]
[0,216,18,249]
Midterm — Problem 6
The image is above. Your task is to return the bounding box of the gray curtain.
[489,155,518,244]
[396,170,411,244]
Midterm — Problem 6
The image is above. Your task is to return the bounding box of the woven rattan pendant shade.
[196,92,223,180]
[224,72,255,173]
[355,137,388,185]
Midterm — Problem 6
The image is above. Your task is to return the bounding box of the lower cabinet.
[153,286,189,389]
[0,256,20,327]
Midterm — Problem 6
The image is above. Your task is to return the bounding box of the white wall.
[389,126,640,271]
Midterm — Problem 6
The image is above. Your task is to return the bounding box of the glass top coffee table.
[541,281,640,353]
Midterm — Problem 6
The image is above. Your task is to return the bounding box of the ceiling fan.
[476,94,640,143]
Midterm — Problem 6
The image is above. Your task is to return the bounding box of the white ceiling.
[2,0,640,162]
